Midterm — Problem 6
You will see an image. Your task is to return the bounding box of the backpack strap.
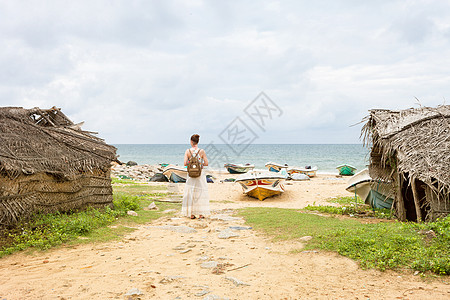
[189,148,200,159]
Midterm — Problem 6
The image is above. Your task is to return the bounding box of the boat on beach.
[265,161,288,172]
[162,165,188,183]
[224,163,255,174]
[235,170,286,201]
[287,166,318,177]
[289,173,310,181]
[336,164,357,176]
[345,168,394,209]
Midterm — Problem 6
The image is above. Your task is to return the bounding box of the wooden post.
[396,171,406,221]
[411,178,422,222]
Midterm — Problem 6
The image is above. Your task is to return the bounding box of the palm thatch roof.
[362,105,450,221]
[0,106,117,226]
[0,106,116,179]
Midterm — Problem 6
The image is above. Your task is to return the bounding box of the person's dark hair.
[191,134,200,145]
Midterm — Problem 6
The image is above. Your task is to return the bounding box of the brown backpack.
[187,149,202,178]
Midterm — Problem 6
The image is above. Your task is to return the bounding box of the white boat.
[290,173,310,181]
[162,165,188,183]
[235,170,285,201]
[345,168,394,209]
[287,166,318,177]
[224,163,255,174]
[345,168,372,200]
[265,161,288,172]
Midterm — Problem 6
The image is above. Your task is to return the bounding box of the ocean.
[113,144,369,175]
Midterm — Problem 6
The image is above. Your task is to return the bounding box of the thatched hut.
[362,105,450,222]
[0,106,117,226]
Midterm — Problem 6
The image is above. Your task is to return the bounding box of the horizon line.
[111,143,366,145]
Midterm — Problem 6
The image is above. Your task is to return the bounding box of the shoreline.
[111,163,352,182]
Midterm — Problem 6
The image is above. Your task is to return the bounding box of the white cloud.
[1,0,450,144]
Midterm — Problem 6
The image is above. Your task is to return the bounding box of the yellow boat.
[235,170,285,201]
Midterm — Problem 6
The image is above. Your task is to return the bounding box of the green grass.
[113,184,168,197]
[111,177,139,184]
[210,200,235,204]
[0,188,180,258]
[327,195,363,205]
[305,196,393,219]
[304,204,393,219]
[238,207,450,275]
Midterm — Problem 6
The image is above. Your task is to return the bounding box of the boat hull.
[227,167,251,174]
[170,172,186,183]
[224,164,254,174]
[366,190,393,209]
[236,171,285,201]
[247,186,283,201]
[287,167,317,178]
[265,162,287,173]
[336,164,357,176]
[237,179,285,201]
[162,166,188,183]
[346,180,372,201]
[346,168,393,209]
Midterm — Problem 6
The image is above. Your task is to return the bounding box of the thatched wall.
[362,105,450,221]
[0,107,117,226]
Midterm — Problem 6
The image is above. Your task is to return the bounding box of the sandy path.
[1,176,449,299]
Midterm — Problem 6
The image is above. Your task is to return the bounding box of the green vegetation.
[305,196,393,219]
[113,184,167,197]
[111,177,139,185]
[328,195,363,205]
[238,207,450,275]
[0,185,179,258]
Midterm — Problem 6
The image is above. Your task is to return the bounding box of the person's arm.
[184,149,190,166]
[200,149,208,166]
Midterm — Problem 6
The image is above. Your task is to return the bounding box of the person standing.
[182,134,210,219]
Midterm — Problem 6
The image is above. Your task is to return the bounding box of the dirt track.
[1,176,449,299]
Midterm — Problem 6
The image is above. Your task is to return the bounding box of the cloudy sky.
[1,0,450,144]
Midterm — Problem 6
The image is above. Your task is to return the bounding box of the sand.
[1,175,449,299]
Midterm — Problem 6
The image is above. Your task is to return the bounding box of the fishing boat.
[287,166,318,177]
[235,170,285,201]
[366,189,393,209]
[265,161,288,172]
[336,164,357,176]
[224,163,255,174]
[345,168,394,209]
[162,165,188,183]
[289,173,310,181]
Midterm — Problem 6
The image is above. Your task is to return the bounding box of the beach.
[1,173,449,299]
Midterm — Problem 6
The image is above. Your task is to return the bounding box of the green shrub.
[0,184,176,258]
[0,206,124,257]
[113,194,141,212]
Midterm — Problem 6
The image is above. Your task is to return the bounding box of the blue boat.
[265,162,288,173]
[346,169,393,209]
[162,165,188,183]
[366,189,393,209]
